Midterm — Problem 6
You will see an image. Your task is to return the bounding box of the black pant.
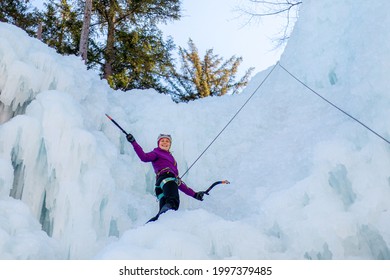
[155,173,180,211]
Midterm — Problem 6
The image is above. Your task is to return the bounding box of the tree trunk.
[79,0,92,63]
[37,21,43,40]
[104,5,116,79]
[58,0,68,54]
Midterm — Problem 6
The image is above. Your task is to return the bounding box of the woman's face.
[158,138,171,151]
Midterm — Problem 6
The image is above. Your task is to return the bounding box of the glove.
[126,133,135,143]
[194,191,208,201]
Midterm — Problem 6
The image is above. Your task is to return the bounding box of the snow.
[0,0,390,260]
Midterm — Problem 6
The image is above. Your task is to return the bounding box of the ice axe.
[204,180,230,195]
[105,114,129,136]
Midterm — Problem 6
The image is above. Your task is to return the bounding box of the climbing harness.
[155,177,178,200]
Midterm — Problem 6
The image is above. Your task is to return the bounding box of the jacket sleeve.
[131,140,157,162]
[178,180,196,198]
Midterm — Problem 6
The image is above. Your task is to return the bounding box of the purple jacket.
[131,140,196,197]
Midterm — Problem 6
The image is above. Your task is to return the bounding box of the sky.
[31,0,286,76]
[158,0,287,74]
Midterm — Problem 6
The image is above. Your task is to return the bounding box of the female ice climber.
[126,133,206,220]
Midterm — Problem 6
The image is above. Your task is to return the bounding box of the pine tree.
[166,39,254,102]
[2,0,181,95]
[106,24,175,93]
[93,0,181,80]
[30,0,179,93]
[39,0,82,55]
[0,0,40,36]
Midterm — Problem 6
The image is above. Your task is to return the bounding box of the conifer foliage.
[92,0,181,83]
[39,0,82,55]
[0,1,255,102]
[0,0,40,36]
[166,39,254,102]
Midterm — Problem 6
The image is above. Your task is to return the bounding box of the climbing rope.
[180,62,280,178]
[181,61,390,178]
[278,63,390,145]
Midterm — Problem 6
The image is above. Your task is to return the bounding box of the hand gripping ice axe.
[105,114,129,136]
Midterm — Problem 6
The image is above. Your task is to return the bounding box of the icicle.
[9,141,25,200]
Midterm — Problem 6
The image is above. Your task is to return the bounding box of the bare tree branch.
[237,0,302,48]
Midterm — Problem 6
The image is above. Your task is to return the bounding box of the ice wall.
[0,23,129,258]
[1,0,390,260]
